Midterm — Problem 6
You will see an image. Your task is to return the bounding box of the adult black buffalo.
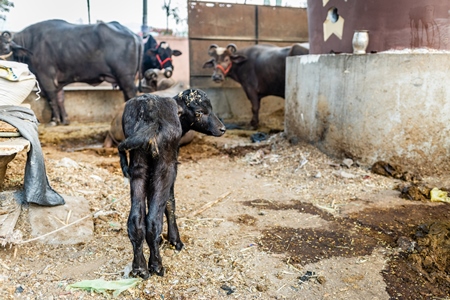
[203,43,308,129]
[141,35,182,80]
[0,19,142,125]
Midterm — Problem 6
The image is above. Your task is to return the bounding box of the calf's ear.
[202,58,215,69]
[172,50,182,56]
[177,104,184,117]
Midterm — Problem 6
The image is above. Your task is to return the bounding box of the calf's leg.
[165,184,184,250]
[128,158,150,279]
[146,162,177,276]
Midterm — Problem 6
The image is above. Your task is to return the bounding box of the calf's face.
[177,89,226,137]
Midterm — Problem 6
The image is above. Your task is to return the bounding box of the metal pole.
[87,0,91,24]
[255,6,259,44]
[141,0,149,37]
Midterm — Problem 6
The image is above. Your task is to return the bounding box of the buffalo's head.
[144,41,182,78]
[175,89,226,137]
[202,43,247,83]
[141,68,176,93]
[0,31,32,60]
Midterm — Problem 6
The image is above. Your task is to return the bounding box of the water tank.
[307,0,450,54]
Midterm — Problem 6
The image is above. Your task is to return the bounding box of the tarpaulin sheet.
[0,105,64,206]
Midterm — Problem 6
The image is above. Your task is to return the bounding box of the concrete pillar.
[285,53,450,171]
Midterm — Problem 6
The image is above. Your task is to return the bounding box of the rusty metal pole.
[141,0,149,37]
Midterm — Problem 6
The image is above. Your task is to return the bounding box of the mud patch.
[232,214,257,226]
[38,122,109,150]
[243,199,335,221]
[179,129,273,160]
[256,200,450,299]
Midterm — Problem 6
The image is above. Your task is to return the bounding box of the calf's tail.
[118,123,161,178]
[118,149,130,178]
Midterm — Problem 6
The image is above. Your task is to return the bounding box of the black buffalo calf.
[119,89,225,279]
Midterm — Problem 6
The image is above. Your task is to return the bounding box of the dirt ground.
[1,117,450,299]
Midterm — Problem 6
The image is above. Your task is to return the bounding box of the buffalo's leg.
[37,77,65,125]
[245,90,261,129]
[165,184,184,250]
[118,77,138,102]
[127,156,150,279]
[57,90,70,125]
[44,90,61,126]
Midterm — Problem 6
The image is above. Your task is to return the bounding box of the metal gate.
[188,1,308,88]
[187,1,308,122]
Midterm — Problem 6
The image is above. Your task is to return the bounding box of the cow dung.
[408,221,450,283]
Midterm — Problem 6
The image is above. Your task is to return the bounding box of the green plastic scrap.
[430,188,450,203]
[66,278,141,298]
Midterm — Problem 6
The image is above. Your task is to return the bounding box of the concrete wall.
[285,53,450,170]
[196,82,285,124]
[23,84,282,126]
[23,85,125,124]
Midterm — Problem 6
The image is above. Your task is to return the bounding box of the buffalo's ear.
[230,54,247,64]
[202,58,215,69]
[1,31,12,42]
[208,44,218,56]
[172,49,182,56]
[148,48,157,55]
[10,41,32,57]
[226,43,237,54]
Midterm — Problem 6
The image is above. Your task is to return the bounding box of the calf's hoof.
[171,240,184,251]
[149,263,165,277]
[131,268,150,280]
